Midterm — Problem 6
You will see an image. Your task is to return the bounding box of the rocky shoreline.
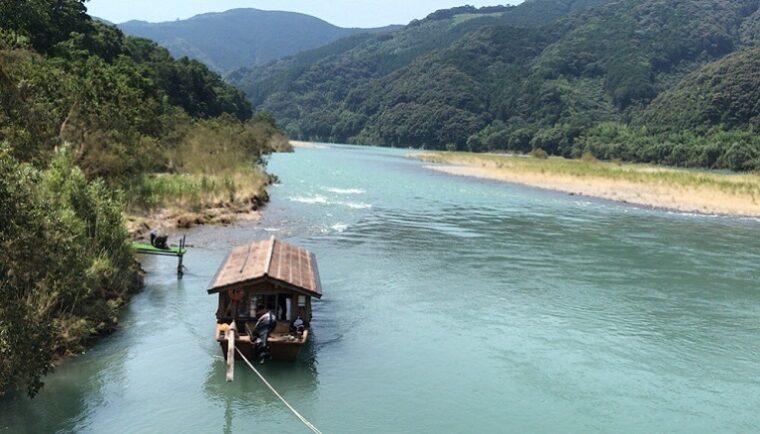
[126,190,270,241]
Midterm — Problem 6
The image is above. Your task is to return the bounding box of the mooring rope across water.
[235,347,324,434]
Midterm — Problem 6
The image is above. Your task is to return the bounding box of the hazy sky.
[87,1,521,28]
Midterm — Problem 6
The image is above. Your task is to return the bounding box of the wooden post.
[177,235,186,277]
[226,320,237,382]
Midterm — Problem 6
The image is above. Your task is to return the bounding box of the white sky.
[87,1,522,27]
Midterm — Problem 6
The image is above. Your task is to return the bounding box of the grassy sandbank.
[417,152,760,217]
[124,168,272,237]
[124,119,283,238]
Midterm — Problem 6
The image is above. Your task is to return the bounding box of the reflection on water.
[202,341,319,404]
[1,145,759,433]
[0,307,133,433]
[203,345,319,434]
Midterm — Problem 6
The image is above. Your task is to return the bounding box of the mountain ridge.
[118,8,401,73]
[230,0,760,171]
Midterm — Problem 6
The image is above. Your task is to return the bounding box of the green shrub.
[1,146,139,397]
[531,148,549,159]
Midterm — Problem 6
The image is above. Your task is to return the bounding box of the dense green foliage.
[576,47,760,171]
[0,17,253,176]
[0,0,283,396]
[637,48,760,133]
[125,114,284,212]
[0,147,139,397]
[232,0,760,171]
[0,0,89,52]
[579,123,760,171]
[118,8,401,73]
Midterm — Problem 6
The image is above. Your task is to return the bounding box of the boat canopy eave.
[207,275,323,299]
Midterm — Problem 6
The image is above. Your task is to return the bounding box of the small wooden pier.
[132,235,188,275]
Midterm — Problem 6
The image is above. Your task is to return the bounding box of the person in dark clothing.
[154,235,169,249]
[252,305,276,362]
[149,229,169,249]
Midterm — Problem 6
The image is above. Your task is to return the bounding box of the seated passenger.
[291,316,305,337]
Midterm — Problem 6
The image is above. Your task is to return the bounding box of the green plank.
[131,242,187,255]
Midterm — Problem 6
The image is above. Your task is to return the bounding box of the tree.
[0,147,56,397]
[0,0,90,52]
[0,146,139,397]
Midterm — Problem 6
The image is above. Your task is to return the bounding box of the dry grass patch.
[416,151,760,217]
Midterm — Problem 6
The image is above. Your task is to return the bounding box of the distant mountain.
[229,0,760,171]
[118,8,400,73]
[229,0,612,142]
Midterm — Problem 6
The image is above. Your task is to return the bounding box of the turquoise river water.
[1,145,759,433]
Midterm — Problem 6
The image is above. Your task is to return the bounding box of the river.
[2,145,759,433]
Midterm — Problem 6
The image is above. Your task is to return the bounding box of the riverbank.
[125,170,274,240]
[290,140,330,149]
[417,152,760,217]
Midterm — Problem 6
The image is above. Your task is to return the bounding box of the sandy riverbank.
[290,140,330,149]
[417,152,760,218]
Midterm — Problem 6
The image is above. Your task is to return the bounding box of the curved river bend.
[2,145,759,433]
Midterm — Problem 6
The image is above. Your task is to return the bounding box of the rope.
[235,347,324,434]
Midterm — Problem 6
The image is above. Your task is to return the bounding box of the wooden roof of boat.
[207,237,322,298]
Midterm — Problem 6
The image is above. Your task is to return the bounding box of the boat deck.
[215,323,307,345]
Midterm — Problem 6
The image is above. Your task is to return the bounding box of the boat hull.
[218,330,309,362]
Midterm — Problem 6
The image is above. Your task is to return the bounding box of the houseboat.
[207,237,322,362]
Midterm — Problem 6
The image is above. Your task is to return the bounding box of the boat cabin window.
[222,291,302,321]
[218,287,312,327]
[252,294,279,317]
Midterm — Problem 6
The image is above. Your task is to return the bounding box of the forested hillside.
[0,0,282,397]
[638,48,760,133]
[228,0,611,142]
[230,1,608,111]
[119,9,401,73]
[233,0,760,171]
